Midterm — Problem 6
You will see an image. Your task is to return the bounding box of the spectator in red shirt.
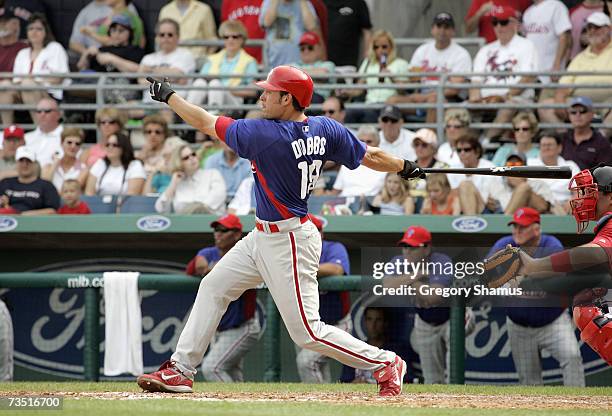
[57,179,91,214]
[465,0,531,43]
[0,13,27,73]
[221,0,265,62]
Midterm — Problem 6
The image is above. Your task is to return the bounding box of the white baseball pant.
[295,314,353,383]
[171,216,395,377]
[411,314,450,384]
[506,311,585,386]
[201,316,262,382]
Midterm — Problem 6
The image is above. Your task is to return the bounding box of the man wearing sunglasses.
[24,97,63,166]
[184,214,262,382]
[386,13,472,123]
[465,0,531,43]
[377,105,416,162]
[560,96,612,170]
[540,12,612,136]
[290,31,335,104]
[470,5,539,140]
[137,18,195,98]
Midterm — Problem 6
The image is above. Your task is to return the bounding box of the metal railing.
[1,70,611,141]
[0,272,427,383]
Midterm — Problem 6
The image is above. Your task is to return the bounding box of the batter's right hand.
[147,76,175,103]
[398,160,425,180]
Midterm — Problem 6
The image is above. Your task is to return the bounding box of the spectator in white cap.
[408,128,448,211]
[0,146,60,215]
[539,11,612,133]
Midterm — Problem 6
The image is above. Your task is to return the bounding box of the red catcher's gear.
[573,305,612,366]
[569,166,612,233]
[255,65,314,108]
[569,169,599,233]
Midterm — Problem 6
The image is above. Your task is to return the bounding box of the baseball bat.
[421,166,572,179]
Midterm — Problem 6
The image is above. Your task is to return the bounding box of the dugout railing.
[0,272,377,382]
[1,70,611,141]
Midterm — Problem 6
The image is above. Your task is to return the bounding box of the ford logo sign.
[136,215,171,232]
[0,216,18,232]
[451,216,488,233]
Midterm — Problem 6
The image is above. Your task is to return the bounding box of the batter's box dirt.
[34,391,612,410]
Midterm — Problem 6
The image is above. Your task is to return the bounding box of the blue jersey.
[217,116,366,221]
[488,234,565,327]
[196,247,256,331]
[319,240,351,324]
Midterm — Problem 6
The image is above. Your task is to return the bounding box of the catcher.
[482,165,612,365]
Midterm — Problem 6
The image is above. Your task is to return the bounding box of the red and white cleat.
[137,360,193,393]
[373,356,407,397]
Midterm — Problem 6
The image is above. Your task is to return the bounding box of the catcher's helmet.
[569,164,612,233]
[255,65,314,108]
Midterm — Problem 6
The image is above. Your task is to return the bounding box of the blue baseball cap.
[110,14,132,30]
[568,96,593,111]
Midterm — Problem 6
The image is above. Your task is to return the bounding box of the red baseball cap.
[491,5,518,20]
[3,124,24,139]
[397,226,432,247]
[508,207,540,227]
[299,31,320,46]
[210,214,243,231]
[309,214,325,231]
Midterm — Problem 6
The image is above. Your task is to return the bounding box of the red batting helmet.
[255,65,314,108]
[569,165,612,233]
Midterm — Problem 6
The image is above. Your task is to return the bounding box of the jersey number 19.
[298,160,323,199]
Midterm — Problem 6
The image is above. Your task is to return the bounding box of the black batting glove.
[147,76,175,103]
[398,160,426,180]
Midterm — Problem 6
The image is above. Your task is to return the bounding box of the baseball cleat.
[137,360,193,393]
[373,356,407,397]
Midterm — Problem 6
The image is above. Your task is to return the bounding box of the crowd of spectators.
[0,0,611,217]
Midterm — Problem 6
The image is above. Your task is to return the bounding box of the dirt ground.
[2,391,608,410]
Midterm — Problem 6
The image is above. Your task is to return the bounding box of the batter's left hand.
[147,76,175,103]
[398,160,425,180]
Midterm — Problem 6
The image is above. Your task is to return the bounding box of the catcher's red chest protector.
[573,305,612,365]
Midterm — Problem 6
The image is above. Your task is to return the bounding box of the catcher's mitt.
[481,246,523,288]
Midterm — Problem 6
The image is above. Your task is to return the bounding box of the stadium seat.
[80,195,117,214]
[117,196,158,214]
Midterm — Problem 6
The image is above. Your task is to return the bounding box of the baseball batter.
[137,66,424,395]
[518,165,612,365]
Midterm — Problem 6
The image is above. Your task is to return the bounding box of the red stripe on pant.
[289,232,390,366]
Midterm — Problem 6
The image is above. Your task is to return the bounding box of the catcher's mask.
[569,165,612,233]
